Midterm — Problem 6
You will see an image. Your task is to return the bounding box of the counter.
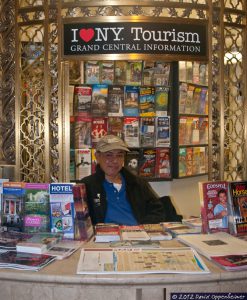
[0,240,246,300]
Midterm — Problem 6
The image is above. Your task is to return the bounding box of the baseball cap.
[96,135,130,153]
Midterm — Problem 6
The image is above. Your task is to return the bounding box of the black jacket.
[81,166,167,225]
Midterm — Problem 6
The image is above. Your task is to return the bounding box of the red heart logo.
[79,28,95,42]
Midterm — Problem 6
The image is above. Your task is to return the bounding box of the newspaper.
[76,247,210,274]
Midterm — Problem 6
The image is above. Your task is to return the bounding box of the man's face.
[96,149,125,178]
[219,192,227,205]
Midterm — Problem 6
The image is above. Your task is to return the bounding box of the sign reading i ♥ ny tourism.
[63,19,208,59]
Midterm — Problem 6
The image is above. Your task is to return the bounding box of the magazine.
[228,181,247,236]
[0,250,56,271]
[198,181,229,233]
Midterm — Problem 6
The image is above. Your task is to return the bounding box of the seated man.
[81,134,172,225]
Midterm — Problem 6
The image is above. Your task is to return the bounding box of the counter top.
[0,239,246,300]
[0,239,245,285]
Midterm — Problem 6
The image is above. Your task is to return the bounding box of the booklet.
[45,240,82,260]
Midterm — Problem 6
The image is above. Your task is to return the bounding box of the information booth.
[0,1,247,299]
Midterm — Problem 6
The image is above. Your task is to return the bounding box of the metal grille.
[19,26,46,182]
[16,2,59,182]
[0,0,15,165]
[211,1,246,181]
